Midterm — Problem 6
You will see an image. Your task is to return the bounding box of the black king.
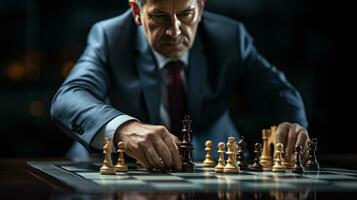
[179,115,194,172]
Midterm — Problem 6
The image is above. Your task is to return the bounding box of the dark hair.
[134,0,203,10]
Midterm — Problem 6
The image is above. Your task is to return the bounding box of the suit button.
[71,122,79,129]
[79,127,84,134]
[71,122,84,134]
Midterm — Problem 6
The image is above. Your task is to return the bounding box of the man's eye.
[181,12,192,17]
[150,14,167,20]
[178,12,193,19]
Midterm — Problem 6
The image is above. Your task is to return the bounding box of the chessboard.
[27,161,357,193]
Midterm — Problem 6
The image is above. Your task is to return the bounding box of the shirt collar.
[152,49,189,70]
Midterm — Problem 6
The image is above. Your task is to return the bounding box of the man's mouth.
[161,37,185,46]
[161,42,183,49]
[165,42,181,46]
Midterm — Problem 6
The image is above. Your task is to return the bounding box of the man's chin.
[160,49,187,60]
[156,45,188,59]
[165,52,184,60]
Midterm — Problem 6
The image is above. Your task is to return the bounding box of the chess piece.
[215,142,226,172]
[292,145,304,173]
[260,129,273,168]
[203,140,216,167]
[250,143,263,171]
[272,143,285,172]
[217,191,225,200]
[305,138,320,170]
[226,191,238,200]
[237,136,248,170]
[282,154,294,170]
[179,115,194,172]
[100,137,116,174]
[115,141,128,172]
[223,137,240,173]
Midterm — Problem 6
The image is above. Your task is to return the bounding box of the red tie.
[166,61,186,137]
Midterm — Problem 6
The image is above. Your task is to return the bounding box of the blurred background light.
[29,100,44,118]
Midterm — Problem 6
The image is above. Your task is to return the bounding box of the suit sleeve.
[51,24,127,152]
[236,23,308,128]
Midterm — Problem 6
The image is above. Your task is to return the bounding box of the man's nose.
[166,14,181,38]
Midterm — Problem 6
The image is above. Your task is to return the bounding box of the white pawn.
[100,137,116,174]
[272,143,286,172]
[215,142,226,172]
[223,137,240,173]
[203,140,215,167]
[115,141,128,172]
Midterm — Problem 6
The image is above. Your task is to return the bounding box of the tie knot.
[165,61,184,75]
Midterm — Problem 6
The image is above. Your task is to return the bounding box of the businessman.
[51,0,309,170]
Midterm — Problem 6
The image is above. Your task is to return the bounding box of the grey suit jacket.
[51,10,307,160]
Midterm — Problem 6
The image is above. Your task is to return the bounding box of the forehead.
[145,0,196,11]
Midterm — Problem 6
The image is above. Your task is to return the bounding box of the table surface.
[2,157,357,200]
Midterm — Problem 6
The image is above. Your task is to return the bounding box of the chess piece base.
[223,168,240,173]
[214,167,224,173]
[272,165,285,173]
[203,159,215,167]
[260,157,273,168]
[283,161,294,169]
[249,163,263,171]
[223,163,240,173]
[263,167,272,171]
[115,164,128,172]
[237,163,248,170]
[305,162,320,171]
[292,166,304,173]
[181,163,195,172]
[100,166,116,174]
[214,163,225,173]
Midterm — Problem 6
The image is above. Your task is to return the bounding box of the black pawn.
[180,115,194,172]
[250,143,263,171]
[305,138,320,170]
[292,145,304,173]
[237,136,248,170]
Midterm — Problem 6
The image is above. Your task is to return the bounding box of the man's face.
[137,0,203,59]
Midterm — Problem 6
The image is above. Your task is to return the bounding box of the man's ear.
[130,2,142,25]
[197,0,206,22]
[202,0,207,7]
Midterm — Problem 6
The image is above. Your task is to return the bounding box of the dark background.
[0,0,331,158]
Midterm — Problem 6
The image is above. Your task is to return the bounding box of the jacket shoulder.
[203,11,243,27]
[200,11,249,58]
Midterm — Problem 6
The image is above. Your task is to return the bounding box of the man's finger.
[301,139,309,163]
[276,122,290,147]
[296,128,309,148]
[153,138,174,169]
[284,124,302,160]
[141,143,164,169]
[173,136,181,148]
[126,148,151,169]
[296,128,309,162]
[162,132,182,171]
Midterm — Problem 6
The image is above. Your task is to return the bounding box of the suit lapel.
[135,27,161,124]
[187,35,207,124]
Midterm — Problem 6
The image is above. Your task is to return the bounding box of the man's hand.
[114,121,182,171]
[276,122,309,160]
